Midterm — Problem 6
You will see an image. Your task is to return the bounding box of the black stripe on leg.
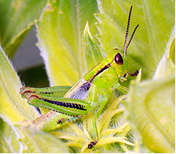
[40,98,87,111]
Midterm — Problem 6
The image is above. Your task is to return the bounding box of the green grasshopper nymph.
[20,6,139,149]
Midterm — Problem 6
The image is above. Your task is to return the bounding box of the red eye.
[114,53,123,65]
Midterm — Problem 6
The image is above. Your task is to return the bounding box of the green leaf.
[0,0,47,57]
[0,117,69,153]
[80,22,103,72]
[37,0,99,86]
[153,28,175,79]
[0,118,22,153]
[125,74,175,153]
[0,46,40,123]
[96,0,175,79]
[16,126,69,153]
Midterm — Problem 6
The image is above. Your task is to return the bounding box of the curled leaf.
[0,118,22,153]
[126,74,175,153]
[153,28,175,79]
[17,126,69,153]
[0,46,40,123]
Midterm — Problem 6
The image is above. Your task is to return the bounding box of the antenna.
[123,6,139,55]
[125,24,139,51]
[123,6,133,55]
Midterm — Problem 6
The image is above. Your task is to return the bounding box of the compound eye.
[114,53,123,65]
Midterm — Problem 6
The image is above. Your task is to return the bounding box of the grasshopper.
[20,6,139,149]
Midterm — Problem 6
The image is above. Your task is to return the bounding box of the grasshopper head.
[108,49,128,78]
[108,6,139,79]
